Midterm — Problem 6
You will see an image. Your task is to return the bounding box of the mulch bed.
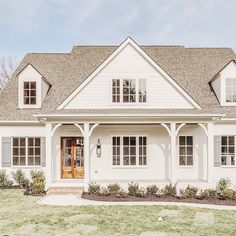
[82,193,236,206]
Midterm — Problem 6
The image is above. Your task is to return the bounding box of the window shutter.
[41,137,46,167]
[2,137,11,167]
[214,136,221,167]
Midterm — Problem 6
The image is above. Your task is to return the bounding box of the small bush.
[0,170,13,188]
[100,187,110,196]
[128,182,140,196]
[199,189,217,199]
[88,182,101,195]
[162,183,177,197]
[107,183,121,195]
[12,169,29,189]
[116,190,128,198]
[146,185,158,196]
[136,187,147,198]
[221,189,235,200]
[179,185,199,199]
[216,178,231,192]
[30,171,45,194]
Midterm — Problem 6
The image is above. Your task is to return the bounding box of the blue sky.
[0,0,236,59]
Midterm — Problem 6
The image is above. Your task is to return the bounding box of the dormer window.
[24,81,36,105]
[112,79,146,103]
[225,78,236,103]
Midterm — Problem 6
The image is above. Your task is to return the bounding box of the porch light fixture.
[96,139,101,157]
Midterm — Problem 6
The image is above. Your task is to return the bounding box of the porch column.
[170,122,177,182]
[45,123,52,189]
[207,123,214,183]
[83,123,90,190]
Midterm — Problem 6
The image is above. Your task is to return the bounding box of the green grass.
[0,189,236,236]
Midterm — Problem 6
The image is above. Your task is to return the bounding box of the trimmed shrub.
[100,187,110,196]
[88,182,101,195]
[128,182,140,196]
[12,169,29,189]
[179,185,199,199]
[146,185,158,196]
[136,187,147,198]
[216,178,231,192]
[30,171,45,195]
[221,189,235,200]
[199,189,217,199]
[162,183,177,197]
[0,170,13,188]
[116,190,128,198]
[107,183,121,195]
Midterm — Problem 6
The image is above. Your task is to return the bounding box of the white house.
[1,37,236,192]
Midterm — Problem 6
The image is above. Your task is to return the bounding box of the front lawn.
[0,190,236,236]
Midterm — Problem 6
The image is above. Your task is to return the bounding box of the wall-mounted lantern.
[96,139,101,157]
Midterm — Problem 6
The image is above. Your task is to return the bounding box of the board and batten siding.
[65,44,194,109]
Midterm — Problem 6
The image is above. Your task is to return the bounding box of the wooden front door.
[61,137,84,179]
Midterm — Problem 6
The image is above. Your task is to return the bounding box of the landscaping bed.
[82,192,236,206]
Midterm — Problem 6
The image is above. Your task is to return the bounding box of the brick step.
[47,187,84,195]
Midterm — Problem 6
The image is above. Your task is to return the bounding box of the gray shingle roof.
[0,44,236,121]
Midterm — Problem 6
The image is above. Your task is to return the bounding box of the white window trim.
[178,136,194,167]
[111,135,148,168]
[11,137,42,167]
[220,135,236,167]
[111,78,148,105]
[220,77,236,106]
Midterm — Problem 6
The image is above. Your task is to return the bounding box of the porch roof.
[34,109,226,121]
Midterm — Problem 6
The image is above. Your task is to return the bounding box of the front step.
[47,187,84,195]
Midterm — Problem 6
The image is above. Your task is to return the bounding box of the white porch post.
[45,123,52,189]
[83,123,90,191]
[170,122,177,183]
[207,123,214,183]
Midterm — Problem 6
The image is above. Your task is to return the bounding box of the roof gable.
[57,37,201,109]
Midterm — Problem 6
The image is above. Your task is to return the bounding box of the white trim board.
[57,37,202,110]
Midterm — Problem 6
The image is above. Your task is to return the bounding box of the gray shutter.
[2,137,11,167]
[41,137,46,167]
[214,136,221,167]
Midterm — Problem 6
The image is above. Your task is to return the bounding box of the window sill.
[11,166,43,169]
[220,165,236,168]
[178,165,195,169]
[112,165,148,169]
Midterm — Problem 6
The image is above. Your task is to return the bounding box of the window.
[221,136,235,166]
[28,138,41,166]
[139,79,146,103]
[225,78,236,103]
[112,136,147,166]
[24,81,36,105]
[179,136,193,166]
[112,137,120,165]
[12,137,41,166]
[123,80,136,103]
[13,138,26,166]
[112,79,146,103]
[112,80,120,103]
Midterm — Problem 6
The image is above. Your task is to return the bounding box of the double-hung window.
[225,78,236,103]
[112,136,147,166]
[12,137,41,166]
[179,136,193,166]
[112,79,146,103]
[24,81,36,105]
[221,136,235,166]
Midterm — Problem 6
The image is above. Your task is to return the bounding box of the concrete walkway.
[38,195,236,210]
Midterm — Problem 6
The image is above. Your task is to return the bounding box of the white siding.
[65,44,194,109]
[212,75,221,102]
[41,79,49,103]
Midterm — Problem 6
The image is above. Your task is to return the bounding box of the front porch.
[39,112,219,190]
